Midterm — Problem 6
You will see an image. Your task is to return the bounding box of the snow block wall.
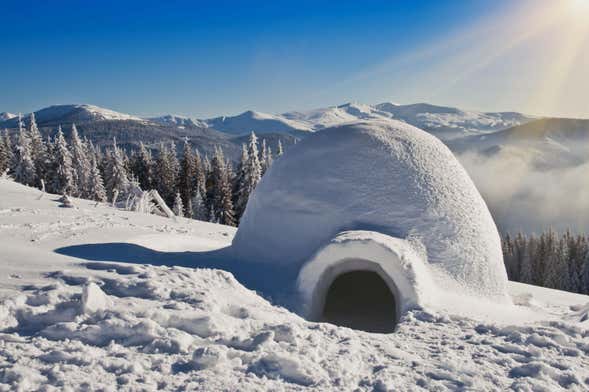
[232,120,509,322]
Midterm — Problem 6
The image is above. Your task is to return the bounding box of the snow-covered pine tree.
[578,239,589,294]
[50,128,75,195]
[502,234,517,280]
[193,150,206,199]
[130,142,153,190]
[27,113,48,187]
[173,192,184,217]
[70,124,92,198]
[260,139,269,175]
[277,139,284,157]
[519,234,534,284]
[235,132,262,220]
[567,233,586,293]
[191,189,207,221]
[203,154,211,177]
[543,236,569,290]
[233,144,249,220]
[0,132,9,174]
[153,143,178,206]
[87,153,107,202]
[207,147,236,226]
[3,130,14,174]
[13,123,36,186]
[178,139,196,216]
[105,138,130,203]
[265,145,273,173]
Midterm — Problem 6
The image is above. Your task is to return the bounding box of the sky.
[1,0,589,118]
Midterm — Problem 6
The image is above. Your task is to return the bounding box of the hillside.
[0,104,296,161]
[0,178,587,390]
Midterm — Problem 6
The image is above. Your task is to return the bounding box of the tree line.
[503,230,589,295]
[0,113,283,226]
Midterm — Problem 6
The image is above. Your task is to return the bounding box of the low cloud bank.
[459,149,589,235]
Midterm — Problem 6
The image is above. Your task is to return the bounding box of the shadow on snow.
[54,242,300,305]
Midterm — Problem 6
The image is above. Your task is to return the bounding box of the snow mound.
[233,120,509,312]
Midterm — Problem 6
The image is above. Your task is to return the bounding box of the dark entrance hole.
[322,270,396,333]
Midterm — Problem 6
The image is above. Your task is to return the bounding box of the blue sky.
[2,0,588,118]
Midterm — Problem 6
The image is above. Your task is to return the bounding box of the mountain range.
[1,102,588,170]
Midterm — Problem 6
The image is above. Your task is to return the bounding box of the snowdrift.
[233,120,510,322]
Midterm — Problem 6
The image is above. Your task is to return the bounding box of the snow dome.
[232,120,509,332]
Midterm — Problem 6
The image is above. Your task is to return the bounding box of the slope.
[0,178,588,391]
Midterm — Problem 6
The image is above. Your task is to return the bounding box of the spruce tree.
[87,153,107,202]
[3,130,14,174]
[173,192,184,217]
[50,129,75,195]
[191,189,207,221]
[0,132,8,174]
[235,132,262,220]
[105,138,130,203]
[277,139,284,157]
[208,147,235,226]
[154,143,178,206]
[260,139,269,175]
[130,142,153,190]
[28,113,48,187]
[233,144,249,220]
[519,234,534,284]
[194,150,206,199]
[70,124,91,198]
[13,124,36,186]
[178,139,196,215]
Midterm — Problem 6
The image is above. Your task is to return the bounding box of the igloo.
[232,120,509,332]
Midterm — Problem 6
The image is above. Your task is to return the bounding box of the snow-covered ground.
[1,178,588,391]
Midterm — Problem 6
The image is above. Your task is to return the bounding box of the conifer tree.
[50,129,75,195]
[3,130,14,174]
[13,124,36,186]
[519,234,534,284]
[277,139,284,157]
[130,142,153,190]
[28,113,47,187]
[235,132,262,220]
[260,139,269,174]
[154,143,178,206]
[194,150,206,198]
[178,139,196,215]
[207,147,235,226]
[191,189,207,221]
[70,124,91,198]
[87,153,107,202]
[105,138,130,202]
[233,144,249,220]
[0,132,9,174]
[173,192,184,217]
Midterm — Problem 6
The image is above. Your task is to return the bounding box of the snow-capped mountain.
[204,102,535,140]
[0,104,145,128]
[205,110,313,137]
[148,114,208,129]
[0,112,16,121]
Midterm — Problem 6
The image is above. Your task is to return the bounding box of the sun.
[570,0,589,12]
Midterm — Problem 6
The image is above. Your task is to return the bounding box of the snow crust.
[0,179,588,390]
[233,120,509,308]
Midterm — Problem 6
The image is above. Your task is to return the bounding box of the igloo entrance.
[321,269,397,333]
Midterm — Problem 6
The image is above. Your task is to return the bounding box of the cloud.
[458,148,589,235]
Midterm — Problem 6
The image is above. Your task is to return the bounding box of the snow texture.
[233,120,509,312]
[0,179,588,391]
